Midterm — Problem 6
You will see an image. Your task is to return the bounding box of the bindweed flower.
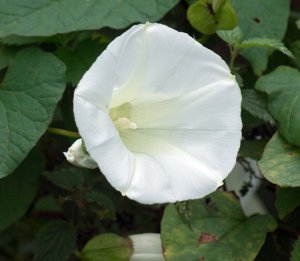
[71,22,242,204]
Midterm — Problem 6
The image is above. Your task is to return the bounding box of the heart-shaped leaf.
[0,48,66,178]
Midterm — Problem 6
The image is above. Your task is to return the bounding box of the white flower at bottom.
[73,23,242,204]
[129,233,164,261]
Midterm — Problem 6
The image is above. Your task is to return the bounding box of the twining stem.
[47,127,80,139]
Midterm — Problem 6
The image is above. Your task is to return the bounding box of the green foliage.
[161,192,277,261]
[33,220,77,261]
[56,40,107,85]
[275,187,300,219]
[232,0,290,75]
[0,48,66,178]
[291,237,300,261]
[258,133,300,187]
[241,89,274,124]
[81,233,132,261]
[0,0,179,37]
[0,148,43,232]
[238,139,267,160]
[43,165,86,191]
[217,26,242,46]
[187,0,237,35]
[255,66,300,146]
[239,38,294,58]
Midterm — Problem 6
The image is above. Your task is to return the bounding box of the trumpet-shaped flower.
[72,23,242,204]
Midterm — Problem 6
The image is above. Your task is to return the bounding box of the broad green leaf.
[275,188,300,219]
[240,38,294,58]
[0,148,43,232]
[43,165,87,191]
[187,0,237,35]
[217,26,242,46]
[255,66,300,146]
[241,89,274,123]
[0,0,179,37]
[290,40,300,69]
[81,233,132,261]
[232,0,290,75]
[238,139,267,160]
[258,133,300,187]
[291,237,300,261]
[56,40,106,86]
[161,191,277,261]
[0,48,66,178]
[33,220,77,261]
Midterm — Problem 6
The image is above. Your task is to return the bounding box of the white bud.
[64,139,98,169]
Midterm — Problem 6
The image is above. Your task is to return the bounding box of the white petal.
[121,131,224,203]
[109,23,231,107]
[74,96,132,192]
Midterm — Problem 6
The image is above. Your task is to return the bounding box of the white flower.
[64,138,98,169]
[129,233,164,261]
[73,22,242,204]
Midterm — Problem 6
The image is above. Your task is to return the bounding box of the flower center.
[109,102,138,131]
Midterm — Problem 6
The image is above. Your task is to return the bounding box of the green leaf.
[258,133,300,187]
[231,0,290,75]
[81,233,132,261]
[187,0,237,35]
[0,48,66,178]
[275,187,300,219]
[33,220,77,261]
[291,236,300,261]
[255,66,300,146]
[0,0,178,37]
[239,38,294,58]
[0,148,43,232]
[43,165,87,191]
[241,89,274,123]
[161,191,277,261]
[56,40,106,86]
[217,26,242,46]
[238,139,267,160]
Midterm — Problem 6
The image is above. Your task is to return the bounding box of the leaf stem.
[47,127,80,139]
[229,45,239,72]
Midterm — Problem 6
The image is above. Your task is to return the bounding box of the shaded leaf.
[232,0,290,75]
[217,26,242,46]
[238,139,267,160]
[255,66,300,146]
[0,148,43,232]
[43,165,88,191]
[241,89,274,123]
[161,191,277,261]
[275,187,300,219]
[56,40,107,86]
[187,0,237,35]
[34,220,77,261]
[258,133,300,187]
[0,0,179,37]
[81,233,132,261]
[0,48,66,178]
[291,236,300,261]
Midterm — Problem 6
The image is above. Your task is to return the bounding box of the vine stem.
[229,46,239,72]
[47,127,80,139]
